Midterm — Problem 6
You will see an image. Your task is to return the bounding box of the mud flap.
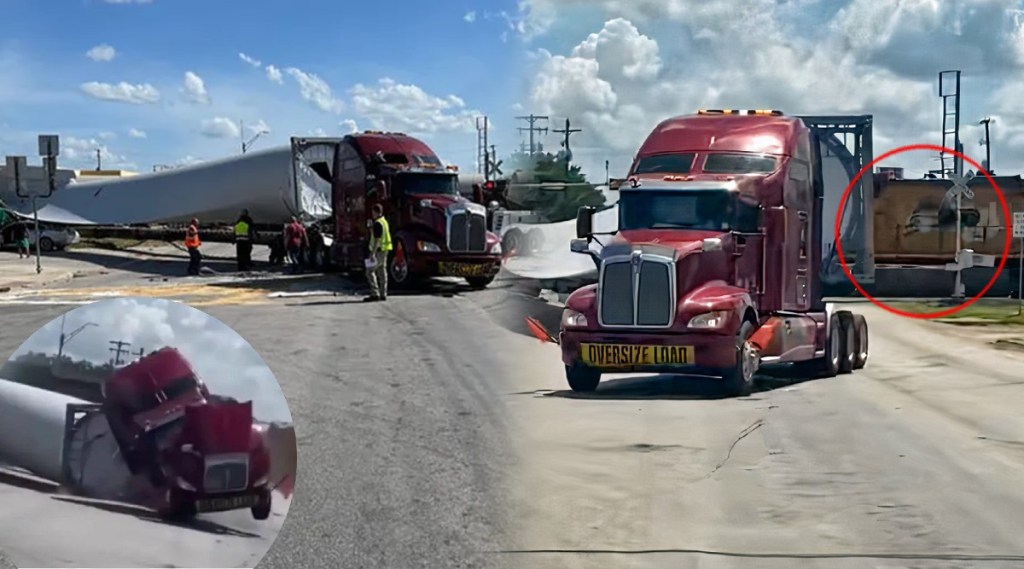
[525,316,559,345]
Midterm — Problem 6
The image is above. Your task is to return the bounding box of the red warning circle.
[834,143,1011,320]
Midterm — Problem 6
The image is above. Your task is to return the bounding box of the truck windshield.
[395,173,459,196]
[633,153,695,175]
[618,189,760,232]
[703,153,778,174]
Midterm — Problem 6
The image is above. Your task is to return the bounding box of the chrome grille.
[447,209,487,252]
[598,254,675,328]
[204,458,249,493]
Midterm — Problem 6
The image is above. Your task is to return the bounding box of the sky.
[0,0,528,174]
[7,297,293,424]
[2,1,1023,187]
[515,0,1024,181]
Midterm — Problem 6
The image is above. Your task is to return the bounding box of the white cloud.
[80,81,160,104]
[349,78,479,134]
[8,298,292,423]
[200,117,240,138]
[285,67,345,114]
[98,131,116,140]
[86,44,116,62]
[182,71,211,104]
[239,52,261,67]
[465,10,477,22]
[128,128,147,139]
[265,64,283,84]
[340,119,359,133]
[59,135,133,169]
[521,3,998,178]
[245,118,271,135]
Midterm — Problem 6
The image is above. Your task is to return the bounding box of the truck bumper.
[560,329,738,375]
[409,252,502,279]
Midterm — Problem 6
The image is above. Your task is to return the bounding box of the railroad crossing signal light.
[484,180,495,190]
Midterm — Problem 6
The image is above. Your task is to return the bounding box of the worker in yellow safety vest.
[234,209,256,271]
[184,218,202,276]
[364,203,392,302]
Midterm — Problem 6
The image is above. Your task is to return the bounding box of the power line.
[516,114,549,155]
[108,340,131,366]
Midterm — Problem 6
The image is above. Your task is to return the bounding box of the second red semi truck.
[534,109,870,396]
[63,347,275,521]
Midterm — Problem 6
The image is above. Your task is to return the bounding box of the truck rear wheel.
[793,312,844,379]
[721,320,758,397]
[852,314,869,369]
[566,364,601,392]
[251,489,272,520]
[502,229,523,256]
[837,312,856,374]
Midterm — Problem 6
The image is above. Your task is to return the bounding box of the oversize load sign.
[581,343,695,367]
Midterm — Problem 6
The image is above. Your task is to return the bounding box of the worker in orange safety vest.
[184,218,202,275]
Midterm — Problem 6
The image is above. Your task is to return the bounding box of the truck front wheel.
[466,275,495,289]
[251,489,272,521]
[565,364,601,392]
[159,488,196,522]
[721,320,758,397]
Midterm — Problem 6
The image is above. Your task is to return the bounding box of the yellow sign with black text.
[580,343,695,368]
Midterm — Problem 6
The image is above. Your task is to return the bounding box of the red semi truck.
[329,132,504,288]
[64,347,274,521]
[543,109,870,395]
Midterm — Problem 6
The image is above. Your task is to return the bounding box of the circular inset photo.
[0,297,296,568]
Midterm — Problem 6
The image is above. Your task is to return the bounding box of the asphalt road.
[6,244,1024,568]
[497,296,1024,569]
[0,245,522,569]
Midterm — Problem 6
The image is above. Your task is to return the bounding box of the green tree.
[503,150,606,223]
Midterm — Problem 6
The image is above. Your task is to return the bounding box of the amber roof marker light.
[697,109,784,116]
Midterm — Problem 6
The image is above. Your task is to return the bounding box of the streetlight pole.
[57,314,98,359]
[241,120,268,154]
[979,117,994,174]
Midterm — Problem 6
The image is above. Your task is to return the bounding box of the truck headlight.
[490,241,502,255]
[252,474,269,487]
[561,308,588,328]
[417,241,441,253]
[688,311,729,329]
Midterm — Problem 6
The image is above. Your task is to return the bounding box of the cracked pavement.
[494,299,1024,568]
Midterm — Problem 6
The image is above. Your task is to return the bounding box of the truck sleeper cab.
[559,110,870,396]
[330,132,504,289]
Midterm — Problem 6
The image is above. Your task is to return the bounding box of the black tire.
[793,312,843,379]
[566,364,601,392]
[39,236,54,252]
[159,488,196,522]
[721,320,758,397]
[852,313,869,370]
[251,490,272,521]
[837,312,856,374]
[525,229,544,256]
[502,229,523,256]
[466,275,495,289]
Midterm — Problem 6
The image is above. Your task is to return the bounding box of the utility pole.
[516,114,549,155]
[979,117,994,174]
[58,315,97,360]
[108,340,131,366]
[95,148,102,171]
[476,116,490,179]
[553,118,581,175]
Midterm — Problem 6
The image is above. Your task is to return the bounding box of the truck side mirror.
[376,180,389,199]
[576,206,595,239]
[570,238,590,254]
[472,183,484,204]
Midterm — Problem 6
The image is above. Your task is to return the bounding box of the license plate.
[580,343,695,368]
[439,261,491,277]
[195,494,258,513]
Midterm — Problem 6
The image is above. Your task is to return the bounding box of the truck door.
[334,142,367,269]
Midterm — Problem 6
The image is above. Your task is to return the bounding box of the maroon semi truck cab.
[559,110,869,395]
[101,347,274,521]
[331,131,503,289]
